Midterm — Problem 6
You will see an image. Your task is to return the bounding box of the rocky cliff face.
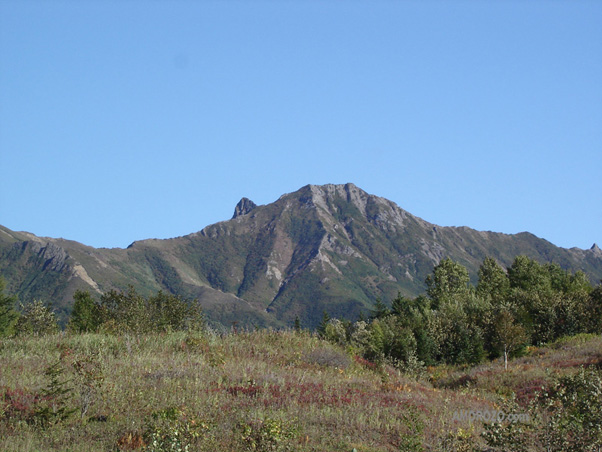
[232,197,257,219]
[1,183,601,328]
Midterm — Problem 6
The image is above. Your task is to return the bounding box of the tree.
[98,286,147,333]
[317,310,330,337]
[68,290,101,333]
[581,283,602,334]
[366,315,417,364]
[370,297,390,320]
[507,256,551,294]
[391,294,435,365]
[426,258,471,308]
[493,309,527,370]
[428,293,486,364]
[357,310,367,322]
[147,290,204,332]
[477,257,510,303]
[391,292,412,317]
[0,277,18,336]
[545,263,592,295]
[94,287,204,334]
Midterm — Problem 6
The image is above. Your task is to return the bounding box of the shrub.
[534,367,602,451]
[303,347,351,369]
[238,416,297,452]
[14,300,58,336]
[32,360,76,428]
[483,367,602,452]
[71,351,105,420]
[0,386,42,423]
[322,319,347,345]
[144,406,208,452]
[397,407,425,452]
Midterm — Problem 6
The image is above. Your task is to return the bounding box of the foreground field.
[1,331,601,451]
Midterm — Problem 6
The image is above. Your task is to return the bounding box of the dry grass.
[0,331,600,451]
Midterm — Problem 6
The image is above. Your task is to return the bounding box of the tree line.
[0,282,204,336]
[1,254,601,367]
[318,255,602,368]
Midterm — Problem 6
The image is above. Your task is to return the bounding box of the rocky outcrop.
[232,197,257,219]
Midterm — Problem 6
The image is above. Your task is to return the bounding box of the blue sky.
[1,1,600,250]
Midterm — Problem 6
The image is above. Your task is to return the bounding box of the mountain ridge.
[1,183,601,328]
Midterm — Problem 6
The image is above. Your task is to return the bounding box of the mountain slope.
[1,183,601,328]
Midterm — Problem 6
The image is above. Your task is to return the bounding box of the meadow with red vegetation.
[1,330,601,451]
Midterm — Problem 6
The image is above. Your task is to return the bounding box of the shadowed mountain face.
[1,183,601,328]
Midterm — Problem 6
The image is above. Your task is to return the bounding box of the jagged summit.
[232,197,257,219]
[591,243,602,257]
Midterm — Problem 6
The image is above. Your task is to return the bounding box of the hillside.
[1,330,601,451]
[1,183,601,327]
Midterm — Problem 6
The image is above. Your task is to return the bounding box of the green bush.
[535,367,602,451]
[238,416,298,452]
[14,300,59,336]
[144,406,208,452]
[68,290,101,333]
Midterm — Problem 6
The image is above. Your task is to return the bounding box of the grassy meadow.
[1,330,601,452]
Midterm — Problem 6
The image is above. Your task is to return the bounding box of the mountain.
[1,183,601,328]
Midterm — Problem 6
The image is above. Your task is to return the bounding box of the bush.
[14,300,58,336]
[32,360,76,428]
[144,406,208,452]
[238,416,297,452]
[534,367,602,451]
[483,367,602,452]
[303,347,351,369]
[322,319,347,345]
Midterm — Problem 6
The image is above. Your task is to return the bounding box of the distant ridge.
[1,183,601,328]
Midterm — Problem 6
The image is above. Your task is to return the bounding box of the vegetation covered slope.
[0,330,600,451]
[1,183,601,328]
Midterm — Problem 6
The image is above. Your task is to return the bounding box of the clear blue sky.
[1,1,601,250]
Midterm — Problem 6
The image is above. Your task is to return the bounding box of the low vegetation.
[0,255,600,451]
[0,330,600,451]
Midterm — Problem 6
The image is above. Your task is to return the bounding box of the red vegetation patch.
[585,354,602,369]
[0,385,43,422]
[515,378,548,407]
[215,381,418,410]
[226,384,263,398]
[354,355,378,370]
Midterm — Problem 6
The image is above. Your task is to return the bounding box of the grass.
[1,331,600,451]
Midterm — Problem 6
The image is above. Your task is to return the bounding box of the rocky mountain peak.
[302,183,370,216]
[232,197,257,219]
[591,243,602,257]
